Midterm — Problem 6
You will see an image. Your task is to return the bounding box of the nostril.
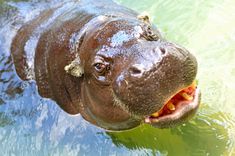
[130,67,142,74]
[129,66,143,76]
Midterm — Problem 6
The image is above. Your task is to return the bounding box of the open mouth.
[145,81,200,127]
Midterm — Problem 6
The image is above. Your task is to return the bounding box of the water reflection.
[107,108,234,156]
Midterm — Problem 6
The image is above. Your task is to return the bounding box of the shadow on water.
[0,0,235,155]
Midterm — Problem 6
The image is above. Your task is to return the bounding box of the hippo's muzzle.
[113,41,200,128]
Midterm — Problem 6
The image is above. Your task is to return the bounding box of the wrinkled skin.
[11,0,199,131]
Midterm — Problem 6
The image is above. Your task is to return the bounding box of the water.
[0,0,235,155]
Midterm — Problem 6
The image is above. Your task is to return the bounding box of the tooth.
[180,92,193,101]
[151,112,160,117]
[145,118,151,123]
[167,102,175,111]
[191,81,197,89]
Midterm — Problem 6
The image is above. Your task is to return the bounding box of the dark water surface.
[0,0,235,155]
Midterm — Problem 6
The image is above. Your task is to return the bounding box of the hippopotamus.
[10,0,200,131]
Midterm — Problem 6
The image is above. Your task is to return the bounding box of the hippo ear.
[137,12,151,24]
[64,57,84,77]
[138,13,160,41]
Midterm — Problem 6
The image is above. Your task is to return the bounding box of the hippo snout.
[182,50,198,86]
[113,41,198,117]
[128,47,167,78]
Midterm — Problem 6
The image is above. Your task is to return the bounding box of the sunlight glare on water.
[0,0,235,155]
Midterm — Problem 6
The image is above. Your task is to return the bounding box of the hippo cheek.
[113,73,164,116]
[78,81,142,131]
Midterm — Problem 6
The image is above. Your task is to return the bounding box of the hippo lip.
[144,81,201,128]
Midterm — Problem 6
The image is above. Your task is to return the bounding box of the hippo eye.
[94,63,107,74]
[92,60,112,84]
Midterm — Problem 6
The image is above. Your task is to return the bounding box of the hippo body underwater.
[11,0,200,131]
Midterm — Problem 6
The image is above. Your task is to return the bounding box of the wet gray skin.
[10,0,200,131]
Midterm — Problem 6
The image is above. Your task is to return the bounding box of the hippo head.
[65,16,200,131]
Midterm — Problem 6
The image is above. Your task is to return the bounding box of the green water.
[0,0,235,155]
